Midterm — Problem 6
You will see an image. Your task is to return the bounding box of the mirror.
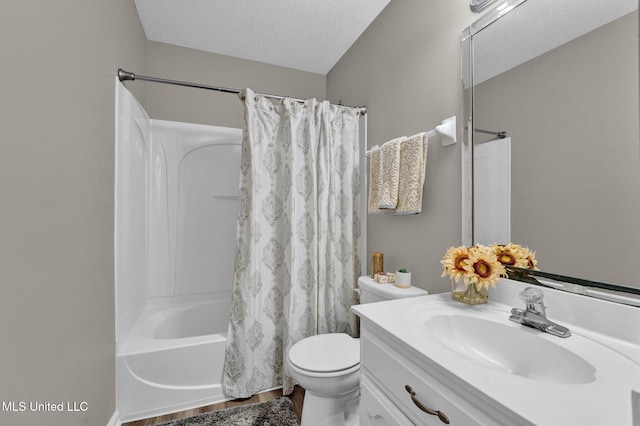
[470,0,501,13]
[462,0,640,298]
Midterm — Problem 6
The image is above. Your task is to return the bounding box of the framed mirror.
[462,0,640,301]
[469,0,501,13]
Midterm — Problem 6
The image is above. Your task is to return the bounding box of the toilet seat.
[289,333,360,373]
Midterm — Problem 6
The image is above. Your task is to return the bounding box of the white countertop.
[352,281,640,426]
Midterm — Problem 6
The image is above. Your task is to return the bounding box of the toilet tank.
[357,276,428,304]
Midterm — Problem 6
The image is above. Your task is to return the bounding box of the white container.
[395,271,412,288]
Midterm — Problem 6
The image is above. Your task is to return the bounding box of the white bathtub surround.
[115,82,241,422]
[117,299,230,420]
[223,89,363,398]
[107,411,121,426]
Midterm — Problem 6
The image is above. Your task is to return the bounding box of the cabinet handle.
[405,385,450,424]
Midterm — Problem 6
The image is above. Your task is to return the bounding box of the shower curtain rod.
[117,69,367,114]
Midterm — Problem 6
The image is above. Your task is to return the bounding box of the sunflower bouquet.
[441,243,537,304]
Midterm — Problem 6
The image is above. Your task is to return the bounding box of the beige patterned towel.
[377,137,402,209]
[395,133,428,214]
[368,147,383,213]
[368,133,428,215]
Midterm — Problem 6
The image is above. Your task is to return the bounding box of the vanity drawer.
[360,374,413,426]
[361,332,483,426]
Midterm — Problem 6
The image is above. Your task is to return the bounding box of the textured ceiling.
[134,0,391,75]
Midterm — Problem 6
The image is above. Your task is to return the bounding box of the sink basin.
[354,290,640,426]
[423,313,596,384]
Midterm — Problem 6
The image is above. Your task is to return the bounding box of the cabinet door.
[362,333,481,425]
[360,374,413,426]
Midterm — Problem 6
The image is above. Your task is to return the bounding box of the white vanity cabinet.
[360,374,413,426]
[357,321,525,426]
[353,282,640,426]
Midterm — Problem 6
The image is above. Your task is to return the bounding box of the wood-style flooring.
[122,385,305,426]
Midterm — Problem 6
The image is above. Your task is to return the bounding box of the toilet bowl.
[287,276,429,426]
[287,333,360,426]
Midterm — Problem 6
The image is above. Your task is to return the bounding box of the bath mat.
[157,397,298,426]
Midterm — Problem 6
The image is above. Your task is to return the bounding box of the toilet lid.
[289,333,360,373]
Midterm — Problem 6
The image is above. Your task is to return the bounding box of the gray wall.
[0,1,147,425]
[327,0,478,293]
[0,5,326,425]
[145,41,326,128]
[0,0,492,423]
[144,0,482,296]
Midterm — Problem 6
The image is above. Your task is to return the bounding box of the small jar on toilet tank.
[395,268,411,288]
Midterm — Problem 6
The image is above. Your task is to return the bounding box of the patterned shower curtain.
[222,88,362,397]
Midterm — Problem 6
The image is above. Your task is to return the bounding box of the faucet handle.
[519,287,544,304]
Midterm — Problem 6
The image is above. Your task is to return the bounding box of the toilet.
[286,275,428,426]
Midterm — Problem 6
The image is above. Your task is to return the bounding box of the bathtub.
[116,298,233,422]
[116,85,244,422]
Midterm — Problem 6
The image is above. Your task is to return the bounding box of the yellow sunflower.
[441,246,471,283]
[464,245,505,290]
[493,243,525,267]
[493,243,540,270]
[519,247,538,270]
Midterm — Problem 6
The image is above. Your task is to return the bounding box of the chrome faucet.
[509,287,571,338]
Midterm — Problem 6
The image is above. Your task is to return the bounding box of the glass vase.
[451,280,488,305]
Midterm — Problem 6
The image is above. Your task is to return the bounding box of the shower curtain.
[222,88,362,397]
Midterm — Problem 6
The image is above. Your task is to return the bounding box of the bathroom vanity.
[352,279,640,425]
